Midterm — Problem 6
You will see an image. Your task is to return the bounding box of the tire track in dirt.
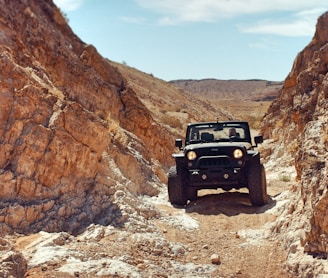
[152,183,294,277]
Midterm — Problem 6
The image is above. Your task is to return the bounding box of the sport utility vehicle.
[168,121,268,206]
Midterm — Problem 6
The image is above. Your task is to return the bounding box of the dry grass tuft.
[108,119,128,147]
[161,114,183,129]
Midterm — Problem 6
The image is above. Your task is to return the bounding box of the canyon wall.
[0,0,173,234]
[261,12,328,259]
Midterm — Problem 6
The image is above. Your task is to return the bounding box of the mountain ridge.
[170,78,282,101]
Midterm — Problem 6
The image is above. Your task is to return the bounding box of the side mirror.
[175,139,183,149]
[254,135,263,146]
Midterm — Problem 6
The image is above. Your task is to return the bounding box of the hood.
[185,141,252,152]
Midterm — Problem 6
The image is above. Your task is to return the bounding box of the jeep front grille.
[198,156,230,168]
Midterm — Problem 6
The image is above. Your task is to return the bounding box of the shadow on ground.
[184,191,276,216]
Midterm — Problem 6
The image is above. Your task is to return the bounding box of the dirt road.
[17,174,294,277]
[152,183,293,278]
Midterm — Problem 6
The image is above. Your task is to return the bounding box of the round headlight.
[187,151,197,160]
[233,148,243,159]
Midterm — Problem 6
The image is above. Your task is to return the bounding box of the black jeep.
[168,121,268,206]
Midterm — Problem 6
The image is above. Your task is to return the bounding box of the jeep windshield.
[185,122,251,145]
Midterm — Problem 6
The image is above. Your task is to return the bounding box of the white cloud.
[53,0,84,12]
[119,16,146,24]
[240,8,326,37]
[134,0,327,36]
[248,40,280,51]
[241,19,313,37]
[135,0,326,22]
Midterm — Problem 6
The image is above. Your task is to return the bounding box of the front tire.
[248,163,268,206]
[168,167,188,206]
[187,188,197,201]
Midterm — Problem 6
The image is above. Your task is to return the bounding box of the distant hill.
[170,79,283,101]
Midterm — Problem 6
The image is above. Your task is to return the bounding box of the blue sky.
[54,0,327,81]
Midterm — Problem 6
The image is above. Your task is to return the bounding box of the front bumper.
[188,167,242,188]
[186,154,247,189]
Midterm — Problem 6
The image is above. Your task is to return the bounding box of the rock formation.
[3,0,328,276]
[0,238,26,277]
[0,0,175,235]
[261,11,328,273]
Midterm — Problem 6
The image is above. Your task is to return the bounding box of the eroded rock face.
[0,238,27,278]
[0,0,173,234]
[261,12,328,259]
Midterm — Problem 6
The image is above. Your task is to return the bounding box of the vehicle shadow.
[184,191,276,216]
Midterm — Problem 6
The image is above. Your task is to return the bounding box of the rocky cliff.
[261,11,328,268]
[0,0,177,235]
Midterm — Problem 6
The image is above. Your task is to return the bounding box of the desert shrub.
[108,120,128,147]
[279,174,291,182]
[57,7,69,23]
[161,114,182,129]
[244,115,263,129]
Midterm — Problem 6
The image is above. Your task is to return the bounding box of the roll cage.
[185,121,252,146]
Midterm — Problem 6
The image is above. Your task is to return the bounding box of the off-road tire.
[168,166,188,206]
[248,163,268,206]
[187,188,197,201]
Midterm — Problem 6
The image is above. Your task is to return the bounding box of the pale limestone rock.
[0,239,27,278]
[210,253,221,265]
